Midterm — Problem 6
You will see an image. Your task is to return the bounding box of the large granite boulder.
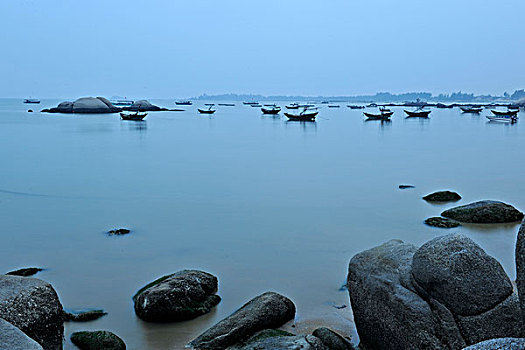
[423,190,462,202]
[70,331,125,350]
[312,327,354,350]
[42,97,121,114]
[412,234,513,316]
[133,270,220,322]
[517,222,525,324]
[0,318,43,350]
[125,100,166,111]
[237,335,327,350]
[347,234,524,350]
[462,338,525,349]
[0,275,63,350]
[189,292,296,350]
[441,201,524,223]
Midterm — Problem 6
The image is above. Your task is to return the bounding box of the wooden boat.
[198,106,216,114]
[367,103,378,107]
[243,102,259,105]
[285,103,300,109]
[250,104,262,107]
[328,105,340,108]
[364,111,393,120]
[348,105,365,109]
[508,105,520,110]
[218,103,235,106]
[379,107,391,112]
[176,101,192,105]
[120,112,147,120]
[460,107,483,113]
[23,98,40,104]
[404,110,431,118]
[491,109,518,117]
[261,106,281,114]
[284,110,318,121]
[486,115,518,123]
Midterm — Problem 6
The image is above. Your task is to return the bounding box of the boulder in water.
[41,97,121,114]
[441,200,524,223]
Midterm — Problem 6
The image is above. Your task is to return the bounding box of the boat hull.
[486,115,518,123]
[404,110,431,118]
[261,108,281,114]
[120,112,147,120]
[460,107,483,113]
[491,110,518,116]
[284,112,318,121]
[364,111,393,120]
[198,109,216,114]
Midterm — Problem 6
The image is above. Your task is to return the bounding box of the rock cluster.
[41,97,121,114]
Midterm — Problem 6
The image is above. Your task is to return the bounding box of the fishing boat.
[364,111,393,120]
[460,106,483,113]
[404,109,431,118]
[367,103,378,108]
[175,101,192,105]
[491,109,518,117]
[508,105,520,110]
[120,112,147,120]
[198,106,216,114]
[486,115,518,123]
[379,107,391,112]
[328,105,340,108]
[284,107,318,121]
[348,105,365,109]
[250,104,262,107]
[243,102,259,105]
[218,103,235,106]
[23,98,40,104]
[261,105,281,114]
[436,103,453,108]
[285,103,300,109]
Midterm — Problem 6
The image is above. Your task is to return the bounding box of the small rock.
[107,228,130,235]
[189,292,296,349]
[333,304,347,309]
[70,331,126,350]
[312,327,355,350]
[27,109,33,113]
[6,267,43,277]
[133,270,220,322]
[425,217,461,228]
[423,190,462,202]
[441,200,524,223]
[399,185,415,189]
[64,309,107,322]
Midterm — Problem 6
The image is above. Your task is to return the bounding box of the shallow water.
[0,99,524,349]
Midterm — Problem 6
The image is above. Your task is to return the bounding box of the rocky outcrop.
[441,201,524,223]
[124,100,166,111]
[6,267,43,277]
[517,222,525,325]
[63,309,107,322]
[41,97,121,114]
[0,318,43,350]
[423,190,462,202]
[462,338,525,349]
[347,234,524,350]
[133,270,220,322]
[70,331,125,350]
[189,292,296,349]
[425,217,461,228]
[312,327,354,350]
[0,275,63,350]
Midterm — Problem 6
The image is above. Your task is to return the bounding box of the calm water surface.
[1,99,524,349]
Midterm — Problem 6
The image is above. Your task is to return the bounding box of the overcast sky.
[1,0,524,99]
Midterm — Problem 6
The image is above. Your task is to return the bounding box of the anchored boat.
[120,112,147,120]
[460,106,483,113]
[198,105,216,114]
[404,109,431,118]
[261,105,281,114]
[364,111,393,120]
[284,107,318,121]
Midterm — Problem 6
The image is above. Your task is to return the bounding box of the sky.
[1,0,524,99]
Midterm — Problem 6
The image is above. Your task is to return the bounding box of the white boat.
[486,115,518,123]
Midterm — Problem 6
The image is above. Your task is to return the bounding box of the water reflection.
[121,120,147,133]
[284,120,318,132]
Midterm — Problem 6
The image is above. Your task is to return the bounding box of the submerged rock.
[0,275,63,349]
[0,318,43,350]
[312,327,354,350]
[6,267,43,277]
[133,270,220,322]
[441,200,524,223]
[64,308,107,322]
[423,190,462,202]
[516,222,525,324]
[41,97,121,114]
[107,228,130,236]
[425,216,461,228]
[399,184,415,189]
[124,100,166,112]
[189,292,296,350]
[462,338,525,349]
[70,331,125,350]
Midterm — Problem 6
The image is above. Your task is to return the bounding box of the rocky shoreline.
[1,195,524,349]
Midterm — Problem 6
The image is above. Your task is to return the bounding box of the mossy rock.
[423,191,461,202]
[6,267,43,277]
[64,309,107,322]
[70,331,125,350]
[425,217,461,228]
[442,200,524,223]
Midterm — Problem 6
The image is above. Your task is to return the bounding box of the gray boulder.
[423,190,462,202]
[189,292,296,350]
[462,338,525,349]
[133,270,220,322]
[516,221,525,324]
[425,217,461,228]
[237,335,327,350]
[42,97,121,114]
[312,327,354,350]
[441,200,524,223]
[412,234,513,315]
[0,275,63,350]
[125,100,165,111]
[70,331,125,350]
[0,318,43,350]
[347,239,457,350]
